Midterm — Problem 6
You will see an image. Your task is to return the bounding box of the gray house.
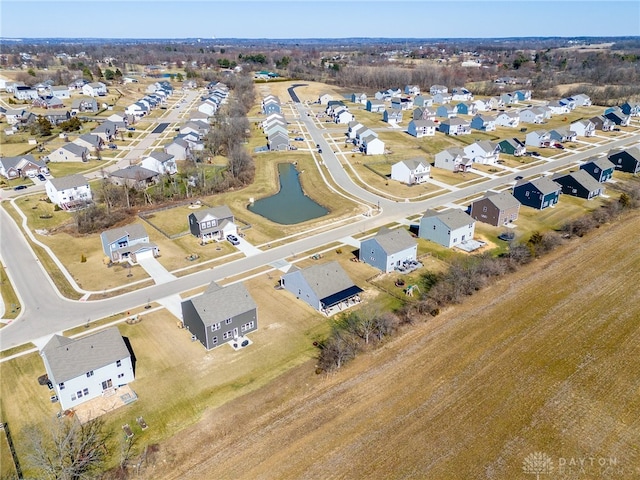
[359,227,417,273]
[280,261,363,315]
[188,205,236,243]
[470,191,521,227]
[181,282,258,351]
[419,209,476,248]
[100,223,158,263]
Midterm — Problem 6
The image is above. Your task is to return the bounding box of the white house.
[318,93,333,105]
[525,130,552,148]
[419,209,476,248]
[407,119,437,138]
[140,151,177,175]
[165,138,190,161]
[333,107,354,124]
[434,148,472,172]
[464,141,501,165]
[520,108,546,124]
[40,327,134,411]
[45,174,93,210]
[82,82,107,97]
[391,157,431,185]
[451,87,473,101]
[361,134,385,155]
[50,85,70,99]
[570,119,595,137]
[495,111,520,128]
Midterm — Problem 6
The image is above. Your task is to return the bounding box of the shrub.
[80,254,87,263]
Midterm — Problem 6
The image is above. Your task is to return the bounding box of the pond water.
[248,163,329,224]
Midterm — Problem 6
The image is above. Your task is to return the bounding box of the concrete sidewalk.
[137,257,177,285]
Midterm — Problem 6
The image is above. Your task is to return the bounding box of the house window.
[59,383,65,390]
[241,321,255,332]
[223,331,233,340]
[225,318,232,325]
[77,390,83,398]
[71,394,76,401]
[83,388,89,396]
[482,206,487,213]
[211,322,221,332]
[118,373,125,379]
[116,360,121,367]
[211,336,218,345]
[433,225,436,230]
[86,370,94,378]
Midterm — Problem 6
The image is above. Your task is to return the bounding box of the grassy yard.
[0,263,20,321]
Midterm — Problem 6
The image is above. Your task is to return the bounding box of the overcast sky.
[2,1,639,39]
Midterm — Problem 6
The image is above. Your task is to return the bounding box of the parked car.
[13,185,27,191]
[127,127,136,131]
[514,175,524,181]
[108,143,118,149]
[226,234,240,246]
[37,174,46,181]
[294,137,304,141]
[318,148,322,154]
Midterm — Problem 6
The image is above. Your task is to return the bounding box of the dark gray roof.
[295,261,357,300]
[192,205,234,222]
[0,154,44,170]
[111,165,158,180]
[583,156,615,171]
[369,227,416,255]
[553,170,603,192]
[478,191,521,210]
[48,174,88,191]
[41,327,130,384]
[423,208,475,230]
[60,143,88,157]
[101,223,148,244]
[400,157,429,170]
[148,151,174,163]
[516,176,561,194]
[76,133,101,147]
[189,282,257,326]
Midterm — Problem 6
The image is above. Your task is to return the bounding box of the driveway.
[137,257,177,285]
[235,237,262,257]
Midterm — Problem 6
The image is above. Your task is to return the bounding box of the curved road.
[1,88,638,350]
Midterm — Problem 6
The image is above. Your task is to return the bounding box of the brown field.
[133,210,640,480]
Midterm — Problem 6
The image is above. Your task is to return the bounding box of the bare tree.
[25,416,111,480]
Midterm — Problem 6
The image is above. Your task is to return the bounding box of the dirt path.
[137,212,640,480]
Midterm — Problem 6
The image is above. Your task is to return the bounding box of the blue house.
[359,227,417,273]
[552,170,604,200]
[455,102,476,115]
[366,99,385,113]
[579,157,616,183]
[470,114,497,132]
[436,104,457,118]
[620,102,640,117]
[263,102,281,115]
[513,177,562,210]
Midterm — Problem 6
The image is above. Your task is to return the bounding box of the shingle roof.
[369,227,416,255]
[294,261,357,300]
[516,176,561,194]
[110,165,158,180]
[192,205,234,222]
[401,157,429,170]
[48,174,88,191]
[423,208,475,230]
[41,327,130,384]
[479,191,521,210]
[189,282,257,326]
[60,143,88,157]
[148,151,174,163]
[101,223,148,245]
[553,170,603,192]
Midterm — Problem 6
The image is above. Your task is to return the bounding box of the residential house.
[73,133,103,152]
[472,98,490,112]
[549,127,577,143]
[0,155,48,179]
[188,206,236,243]
[405,85,420,95]
[350,93,367,105]
[412,106,436,121]
[50,85,70,99]
[487,96,505,110]
[40,327,134,411]
[333,108,354,124]
[44,109,71,126]
[197,99,218,117]
[383,108,403,125]
[359,227,417,273]
[436,104,458,118]
[590,115,615,132]
[413,95,434,107]
[552,170,604,200]
[558,97,577,111]
[455,102,477,116]
[68,79,88,91]
[82,82,107,97]
[519,108,546,124]
[43,97,66,110]
[432,92,452,104]
[326,100,346,115]
[498,138,526,157]
[464,141,501,165]
[140,151,177,175]
[164,138,190,161]
[607,147,640,174]
[571,93,592,107]
[268,131,290,151]
[109,165,158,189]
[513,90,532,102]
[374,90,389,101]
[429,85,448,95]
[70,97,98,115]
[407,119,437,138]
[604,109,631,126]
[318,93,333,105]
[180,121,210,137]
[525,130,552,148]
[513,177,562,210]
[48,143,89,163]
[280,261,363,315]
[495,111,520,128]
[419,209,476,248]
[125,102,149,117]
[361,133,385,155]
[347,121,365,140]
[44,174,92,210]
[100,223,158,263]
[391,157,431,185]
[500,93,517,106]
[14,85,39,100]
[181,282,258,351]
[451,87,473,101]
[470,191,520,227]
[4,109,36,126]
[438,117,471,135]
[391,97,413,111]
[579,157,616,183]
[366,99,386,113]
[92,121,117,142]
[570,119,595,137]
[470,114,497,132]
[434,148,472,172]
[620,101,640,117]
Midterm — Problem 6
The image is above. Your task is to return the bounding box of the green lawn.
[0,263,21,321]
